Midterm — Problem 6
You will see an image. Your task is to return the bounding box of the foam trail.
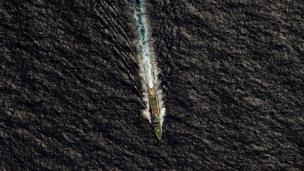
[133,0,166,125]
[134,0,154,88]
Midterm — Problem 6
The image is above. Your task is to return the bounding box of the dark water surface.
[1,0,304,170]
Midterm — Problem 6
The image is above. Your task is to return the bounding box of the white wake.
[133,0,166,125]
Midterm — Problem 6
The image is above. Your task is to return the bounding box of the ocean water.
[1,0,303,170]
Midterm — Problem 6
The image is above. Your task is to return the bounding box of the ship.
[148,87,162,140]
